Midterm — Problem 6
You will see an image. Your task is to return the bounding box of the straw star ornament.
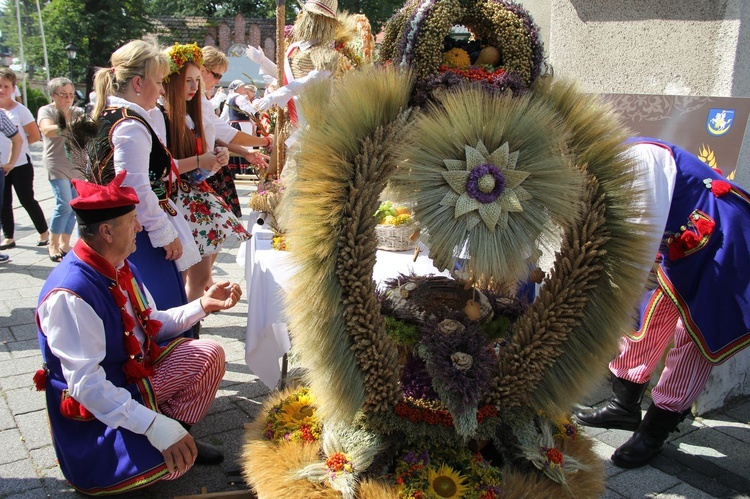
[440,140,532,231]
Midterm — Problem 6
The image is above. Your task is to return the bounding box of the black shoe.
[0,240,15,250]
[194,439,224,465]
[573,377,648,431]
[611,403,686,468]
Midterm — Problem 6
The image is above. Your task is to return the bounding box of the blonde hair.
[202,46,228,73]
[162,61,205,160]
[92,39,169,118]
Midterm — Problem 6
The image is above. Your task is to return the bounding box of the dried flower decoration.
[442,140,531,231]
[165,42,203,81]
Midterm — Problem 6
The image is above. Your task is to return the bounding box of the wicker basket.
[375,223,416,251]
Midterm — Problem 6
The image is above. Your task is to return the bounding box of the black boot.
[179,422,224,465]
[573,377,648,431]
[611,403,685,468]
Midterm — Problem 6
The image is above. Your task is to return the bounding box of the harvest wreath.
[240,1,653,497]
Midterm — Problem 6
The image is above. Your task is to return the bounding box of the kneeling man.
[35,170,242,494]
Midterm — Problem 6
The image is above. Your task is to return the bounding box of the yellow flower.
[443,47,471,69]
[279,393,316,430]
[427,463,469,498]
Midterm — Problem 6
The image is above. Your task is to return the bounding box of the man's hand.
[162,434,197,474]
[1,163,11,174]
[144,413,195,472]
[201,281,242,313]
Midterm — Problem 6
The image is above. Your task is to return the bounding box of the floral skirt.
[173,179,250,256]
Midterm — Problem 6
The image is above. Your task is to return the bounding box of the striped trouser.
[609,294,713,413]
[151,338,226,481]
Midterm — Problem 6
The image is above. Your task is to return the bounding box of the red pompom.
[693,216,715,236]
[711,179,732,197]
[33,369,47,391]
[60,395,78,418]
[79,404,94,419]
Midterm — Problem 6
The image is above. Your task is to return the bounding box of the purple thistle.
[418,320,496,415]
[466,163,506,204]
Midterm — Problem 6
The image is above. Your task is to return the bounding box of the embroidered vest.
[635,138,750,363]
[97,107,176,210]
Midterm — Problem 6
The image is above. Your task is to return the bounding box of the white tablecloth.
[242,219,448,389]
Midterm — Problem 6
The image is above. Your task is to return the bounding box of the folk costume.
[576,139,750,468]
[96,96,200,311]
[202,93,245,218]
[171,112,250,255]
[35,172,225,494]
[158,45,250,256]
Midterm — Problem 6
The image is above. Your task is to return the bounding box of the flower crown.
[165,42,203,80]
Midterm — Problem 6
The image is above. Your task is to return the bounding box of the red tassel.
[146,339,162,363]
[111,288,127,308]
[145,318,162,338]
[121,312,136,332]
[60,395,78,418]
[33,369,47,391]
[692,216,715,236]
[123,358,153,384]
[124,333,142,356]
[711,179,732,197]
[668,243,684,261]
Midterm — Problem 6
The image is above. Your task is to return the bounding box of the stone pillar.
[248,24,262,48]
[234,13,247,44]
[218,22,231,53]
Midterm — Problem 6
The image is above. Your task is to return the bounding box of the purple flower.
[401,355,439,400]
[466,163,506,203]
[418,319,496,415]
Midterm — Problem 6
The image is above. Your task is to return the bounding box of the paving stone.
[3,355,43,377]
[11,323,41,342]
[1,371,41,391]
[5,486,50,498]
[0,428,34,465]
[0,326,13,342]
[8,338,41,359]
[16,410,51,451]
[672,427,750,476]
[5,387,46,416]
[696,416,750,446]
[654,483,720,498]
[29,445,58,471]
[0,397,15,431]
[715,470,750,495]
[606,466,681,499]
[0,459,43,496]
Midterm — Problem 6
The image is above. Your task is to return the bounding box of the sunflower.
[279,393,317,430]
[427,463,469,498]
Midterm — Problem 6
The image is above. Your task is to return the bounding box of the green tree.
[338,0,403,32]
[0,0,44,78]
[1,0,151,96]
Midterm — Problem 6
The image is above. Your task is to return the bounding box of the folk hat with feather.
[70,170,139,224]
